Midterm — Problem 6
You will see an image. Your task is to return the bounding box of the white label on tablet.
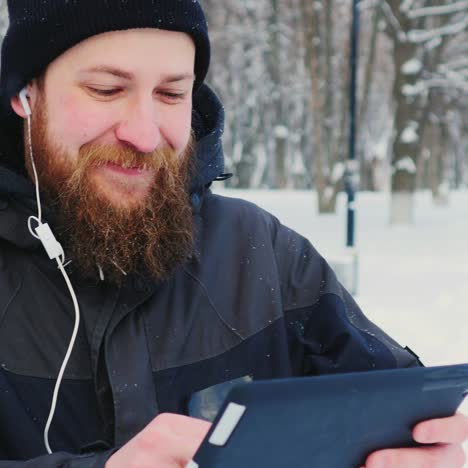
[208,402,247,446]
[185,461,199,468]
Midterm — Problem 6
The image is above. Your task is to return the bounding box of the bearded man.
[0,1,466,468]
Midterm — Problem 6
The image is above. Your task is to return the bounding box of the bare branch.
[399,0,416,14]
[438,58,468,71]
[423,78,468,92]
[380,1,406,41]
[408,16,468,43]
[408,1,468,20]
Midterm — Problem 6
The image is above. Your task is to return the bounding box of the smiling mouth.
[102,161,151,176]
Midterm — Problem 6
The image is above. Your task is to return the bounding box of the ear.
[10,82,37,118]
[10,93,29,119]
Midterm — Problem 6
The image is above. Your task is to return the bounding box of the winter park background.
[1,0,467,464]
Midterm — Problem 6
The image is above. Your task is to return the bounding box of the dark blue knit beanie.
[0,0,210,121]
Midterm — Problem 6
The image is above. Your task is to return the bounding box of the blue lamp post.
[346,0,360,249]
[340,0,361,295]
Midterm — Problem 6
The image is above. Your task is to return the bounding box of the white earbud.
[19,87,32,117]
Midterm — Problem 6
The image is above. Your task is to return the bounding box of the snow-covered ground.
[214,188,468,463]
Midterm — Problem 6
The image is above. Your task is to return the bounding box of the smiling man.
[0,1,466,468]
[17,28,197,284]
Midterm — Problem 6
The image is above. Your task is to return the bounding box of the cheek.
[48,95,113,149]
[160,106,193,153]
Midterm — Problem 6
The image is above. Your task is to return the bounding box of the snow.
[424,77,468,93]
[442,58,468,71]
[323,186,334,202]
[394,156,417,174]
[274,125,289,139]
[399,0,416,13]
[408,1,468,20]
[372,138,389,161]
[313,1,323,12]
[400,122,419,144]
[250,144,267,187]
[402,81,425,96]
[425,36,442,51]
[408,17,468,44]
[401,58,423,75]
[330,162,345,183]
[292,152,306,175]
[232,140,243,163]
[214,188,468,463]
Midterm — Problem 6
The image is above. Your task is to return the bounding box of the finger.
[147,419,205,464]
[174,431,208,459]
[413,413,468,444]
[364,444,466,468]
[170,435,205,464]
[153,413,212,438]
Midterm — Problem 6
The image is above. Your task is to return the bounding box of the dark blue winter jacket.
[0,85,421,467]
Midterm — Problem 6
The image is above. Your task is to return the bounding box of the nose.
[115,99,161,154]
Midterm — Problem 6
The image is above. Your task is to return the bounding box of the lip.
[102,162,149,176]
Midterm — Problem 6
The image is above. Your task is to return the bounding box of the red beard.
[26,98,195,285]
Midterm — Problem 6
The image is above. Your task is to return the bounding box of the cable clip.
[35,223,65,260]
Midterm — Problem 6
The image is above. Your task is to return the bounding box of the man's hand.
[361,413,468,468]
[106,413,211,468]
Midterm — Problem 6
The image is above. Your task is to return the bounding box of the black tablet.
[187,364,468,468]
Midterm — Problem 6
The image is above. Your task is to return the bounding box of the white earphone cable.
[24,112,81,455]
[43,258,81,454]
[26,114,42,223]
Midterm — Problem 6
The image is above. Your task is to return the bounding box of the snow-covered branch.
[381,1,406,41]
[438,58,468,72]
[425,37,444,51]
[407,1,468,20]
[399,0,416,14]
[431,66,468,87]
[423,78,468,92]
[403,76,468,95]
[408,16,468,43]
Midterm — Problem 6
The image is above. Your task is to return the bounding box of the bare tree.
[201,0,468,219]
[381,0,468,223]
[300,0,356,213]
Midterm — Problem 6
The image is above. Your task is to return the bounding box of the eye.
[159,91,187,103]
[87,87,122,97]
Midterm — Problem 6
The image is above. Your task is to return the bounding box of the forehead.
[44,28,196,81]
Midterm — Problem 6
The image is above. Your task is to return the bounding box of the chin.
[92,177,152,208]
[96,187,149,209]
[112,196,148,210]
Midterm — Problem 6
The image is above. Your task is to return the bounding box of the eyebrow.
[81,66,195,84]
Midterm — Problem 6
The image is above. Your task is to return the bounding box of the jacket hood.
[190,84,226,194]
[0,83,226,250]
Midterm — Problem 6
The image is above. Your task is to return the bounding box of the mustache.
[76,143,181,172]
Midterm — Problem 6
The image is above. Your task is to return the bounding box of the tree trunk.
[390,192,415,225]
[389,14,420,224]
[358,7,382,191]
[302,0,326,209]
[430,122,450,206]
